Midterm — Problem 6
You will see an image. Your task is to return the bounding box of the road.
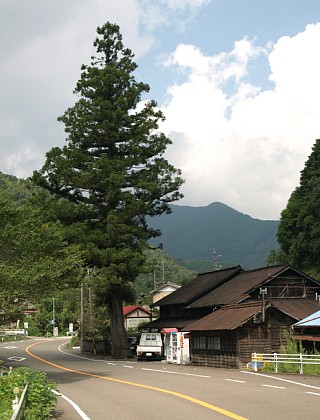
[1,337,320,419]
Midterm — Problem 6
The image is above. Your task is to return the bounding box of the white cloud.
[0,0,211,182]
[0,0,156,179]
[161,24,320,219]
[1,1,320,221]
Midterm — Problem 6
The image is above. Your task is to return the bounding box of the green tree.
[277,139,320,275]
[266,249,289,266]
[0,193,83,307]
[32,23,184,358]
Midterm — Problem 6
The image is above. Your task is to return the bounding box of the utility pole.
[52,297,55,336]
[87,268,93,327]
[80,284,84,351]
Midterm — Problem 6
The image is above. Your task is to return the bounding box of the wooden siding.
[190,308,294,369]
[191,331,238,368]
[191,351,238,368]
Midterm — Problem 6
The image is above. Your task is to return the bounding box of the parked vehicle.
[127,336,140,355]
[136,333,163,361]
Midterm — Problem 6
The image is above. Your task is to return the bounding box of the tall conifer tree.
[32,23,183,357]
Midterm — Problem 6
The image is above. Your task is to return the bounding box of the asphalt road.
[1,337,320,419]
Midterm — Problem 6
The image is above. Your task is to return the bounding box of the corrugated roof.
[140,316,200,331]
[188,265,287,308]
[154,266,242,307]
[183,299,320,332]
[293,310,320,327]
[184,302,262,331]
[272,299,320,321]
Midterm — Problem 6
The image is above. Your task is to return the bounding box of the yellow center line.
[26,341,248,420]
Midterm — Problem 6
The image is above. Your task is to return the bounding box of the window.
[207,336,220,350]
[146,334,157,341]
[193,336,206,349]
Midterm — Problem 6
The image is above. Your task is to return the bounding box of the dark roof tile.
[154,265,242,306]
[188,265,287,308]
[184,302,262,331]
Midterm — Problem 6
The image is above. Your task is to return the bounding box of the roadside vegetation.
[262,334,320,375]
[0,367,57,420]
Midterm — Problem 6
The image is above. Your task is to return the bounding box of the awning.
[160,328,178,334]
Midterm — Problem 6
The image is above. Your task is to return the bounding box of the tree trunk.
[109,296,129,359]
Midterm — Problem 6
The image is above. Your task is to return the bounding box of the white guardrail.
[11,383,28,420]
[251,352,320,374]
[0,330,26,340]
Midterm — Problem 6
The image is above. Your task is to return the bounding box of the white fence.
[251,352,320,374]
[0,330,26,340]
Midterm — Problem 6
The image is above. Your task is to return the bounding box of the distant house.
[151,283,181,306]
[123,305,152,331]
[142,265,320,368]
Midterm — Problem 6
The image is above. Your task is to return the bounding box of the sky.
[1,0,320,220]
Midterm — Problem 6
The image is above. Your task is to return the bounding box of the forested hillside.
[0,173,279,271]
[148,202,279,269]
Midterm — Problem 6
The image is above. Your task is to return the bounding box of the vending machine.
[161,330,190,364]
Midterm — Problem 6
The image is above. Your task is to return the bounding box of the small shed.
[292,309,320,350]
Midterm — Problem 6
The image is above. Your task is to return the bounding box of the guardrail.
[251,352,320,374]
[11,383,28,420]
[0,329,26,336]
[0,330,26,341]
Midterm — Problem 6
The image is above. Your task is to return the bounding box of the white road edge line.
[58,343,129,364]
[58,343,106,362]
[242,370,320,391]
[52,389,91,420]
[306,392,320,396]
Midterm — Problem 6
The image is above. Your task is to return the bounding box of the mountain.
[148,202,279,269]
[0,172,279,271]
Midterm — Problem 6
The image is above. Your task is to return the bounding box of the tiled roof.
[183,302,263,331]
[154,266,242,307]
[188,265,287,308]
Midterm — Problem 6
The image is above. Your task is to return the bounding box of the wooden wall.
[190,308,294,369]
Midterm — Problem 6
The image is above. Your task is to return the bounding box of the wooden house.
[151,283,181,306]
[123,305,151,331]
[143,265,320,368]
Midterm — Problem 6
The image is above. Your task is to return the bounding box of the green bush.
[262,333,320,375]
[0,367,57,419]
[69,335,79,347]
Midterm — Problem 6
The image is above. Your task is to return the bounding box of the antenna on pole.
[213,248,222,271]
[259,287,267,322]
